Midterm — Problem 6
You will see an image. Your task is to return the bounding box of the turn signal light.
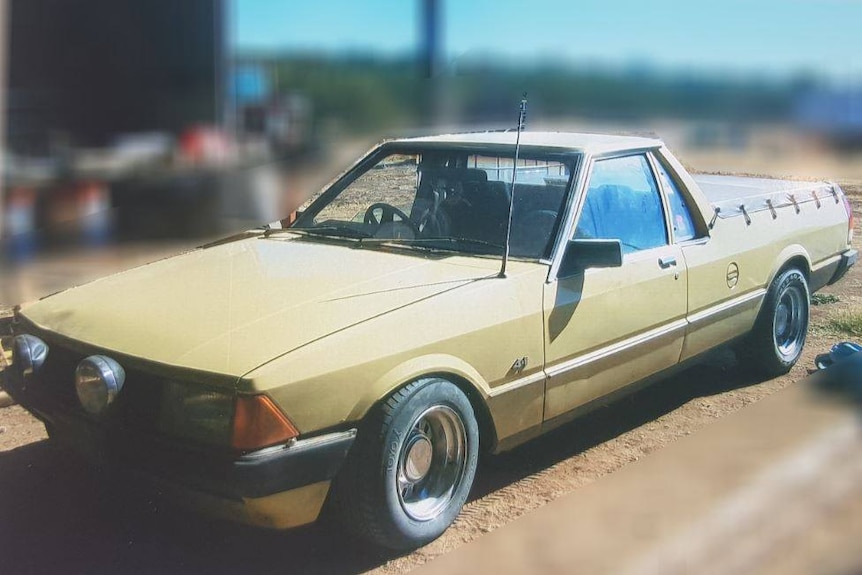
[842,193,855,244]
[231,394,299,451]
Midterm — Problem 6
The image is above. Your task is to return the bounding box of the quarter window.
[575,155,668,254]
[655,160,697,242]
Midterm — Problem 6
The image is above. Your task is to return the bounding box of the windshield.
[293,147,577,259]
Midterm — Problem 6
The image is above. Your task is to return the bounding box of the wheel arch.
[430,372,498,454]
[768,247,811,287]
[753,250,810,323]
[350,356,499,454]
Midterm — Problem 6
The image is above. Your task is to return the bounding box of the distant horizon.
[234,0,862,87]
[231,46,843,89]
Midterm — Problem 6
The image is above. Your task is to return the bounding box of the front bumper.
[37,404,357,501]
[828,248,858,285]
[2,352,356,529]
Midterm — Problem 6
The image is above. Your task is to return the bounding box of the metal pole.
[420,0,440,79]
[214,0,227,131]
[221,0,237,139]
[0,0,8,239]
[420,0,450,126]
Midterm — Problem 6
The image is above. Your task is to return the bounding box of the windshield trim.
[262,229,552,263]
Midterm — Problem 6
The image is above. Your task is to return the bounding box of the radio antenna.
[499,93,527,278]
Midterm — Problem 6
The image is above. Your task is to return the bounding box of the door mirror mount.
[558,239,623,279]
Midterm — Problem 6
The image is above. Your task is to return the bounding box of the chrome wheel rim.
[396,405,467,522]
[773,285,806,360]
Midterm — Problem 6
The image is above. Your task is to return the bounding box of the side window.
[575,155,667,254]
[655,160,697,242]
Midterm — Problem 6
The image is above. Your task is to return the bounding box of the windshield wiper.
[358,236,504,253]
[263,226,371,240]
[264,227,504,253]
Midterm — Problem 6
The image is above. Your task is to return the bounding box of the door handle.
[659,256,677,269]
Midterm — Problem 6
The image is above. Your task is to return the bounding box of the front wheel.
[331,378,479,550]
[739,268,810,377]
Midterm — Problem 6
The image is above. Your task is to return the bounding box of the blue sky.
[235,0,862,82]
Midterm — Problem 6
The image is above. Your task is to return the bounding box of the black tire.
[331,378,479,550]
[739,268,810,377]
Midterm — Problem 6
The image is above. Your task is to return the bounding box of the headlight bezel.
[11,334,49,378]
[75,355,126,416]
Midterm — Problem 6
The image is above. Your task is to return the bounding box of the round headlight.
[12,334,49,377]
[75,355,125,415]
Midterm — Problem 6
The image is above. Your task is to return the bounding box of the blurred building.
[0,0,289,249]
[6,0,225,155]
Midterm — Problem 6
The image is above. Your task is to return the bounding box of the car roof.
[392,131,663,155]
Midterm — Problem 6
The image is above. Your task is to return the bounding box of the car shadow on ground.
[470,348,761,499]
[0,438,397,575]
[0,349,762,575]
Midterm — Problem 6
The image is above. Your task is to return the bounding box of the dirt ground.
[0,183,859,575]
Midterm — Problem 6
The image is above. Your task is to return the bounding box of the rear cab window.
[471,155,572,258]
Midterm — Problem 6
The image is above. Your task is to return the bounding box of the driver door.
[542,154,688,421]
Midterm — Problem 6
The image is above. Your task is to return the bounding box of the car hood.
[20,235,497,377]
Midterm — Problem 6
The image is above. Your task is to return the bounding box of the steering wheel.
[364,203,419,234]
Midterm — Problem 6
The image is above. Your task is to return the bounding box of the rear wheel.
[331,378,479,550]
[739,268,809,377]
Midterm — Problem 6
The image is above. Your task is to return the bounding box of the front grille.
[33,343,81,407]
[21,337,166,432]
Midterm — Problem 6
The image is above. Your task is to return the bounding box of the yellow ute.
[5,132,857,550]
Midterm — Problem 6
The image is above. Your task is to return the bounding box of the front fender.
[238,264,548,443]
[347,353,491,422]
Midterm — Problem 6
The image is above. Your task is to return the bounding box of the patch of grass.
[827,309,862,337]
[811,293,840,306]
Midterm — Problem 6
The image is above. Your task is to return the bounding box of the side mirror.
[558,239,623,279]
